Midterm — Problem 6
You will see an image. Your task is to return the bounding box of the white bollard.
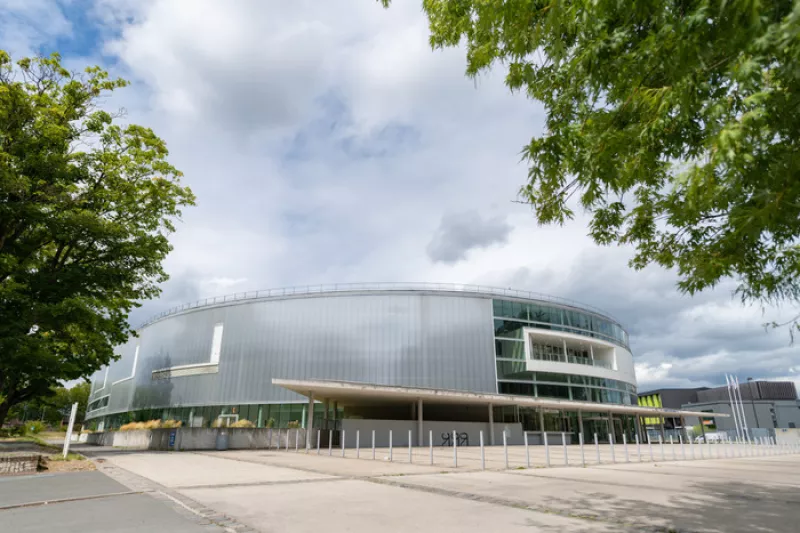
[562,432,568,466]
[389,430,393,462]
[659,435,665,461]
[328,430,333,456]
[269,429,273,450]
[594,433,600,464]
[524,432,530,468]
[636,434,641,462]
[504,430,509,469]
[286,429,290,451]
[341,430,346,457]
[670,435,675,460]
[429,430,433,465]
[609,433,616,463]
[623,434,629,462]
[453,430,458,468]
[295,430,299,452]
[408,429,412,463]
[579,432,585,467]
[316,429,321,455]
[480,430,486,470]
[648,433,654,461]
[356,430,360,458]
[680,434,686,460]
[372,429,376,460]
[544,432,551,467]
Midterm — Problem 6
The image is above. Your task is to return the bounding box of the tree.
[381,1,800,327]
[8,381,91,426]
[0,52,195,426]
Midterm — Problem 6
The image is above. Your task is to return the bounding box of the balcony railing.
[530,352,614,370]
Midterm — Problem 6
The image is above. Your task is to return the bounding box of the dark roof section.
[638,388,708,409]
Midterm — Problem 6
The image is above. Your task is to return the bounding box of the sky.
[2,0,798,393]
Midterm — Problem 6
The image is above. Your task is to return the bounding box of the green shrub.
[27,421,47,434]
[161,419,183,429]
[266,417,275,428]
[231,419,254,428]
[287,420,300,429]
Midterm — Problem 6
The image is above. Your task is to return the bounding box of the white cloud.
[5,0,798,393]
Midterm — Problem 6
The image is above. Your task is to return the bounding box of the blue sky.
[2,0,798,392]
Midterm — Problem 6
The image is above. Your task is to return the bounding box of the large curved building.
[86,283,643,442]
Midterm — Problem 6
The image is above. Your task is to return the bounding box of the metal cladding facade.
[86,284,636,426]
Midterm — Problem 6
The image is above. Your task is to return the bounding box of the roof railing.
[137,282,622,329]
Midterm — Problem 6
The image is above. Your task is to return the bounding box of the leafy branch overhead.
[0,52,195,425]
[382,1,800,313]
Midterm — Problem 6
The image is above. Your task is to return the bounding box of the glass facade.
[493,299,637,405]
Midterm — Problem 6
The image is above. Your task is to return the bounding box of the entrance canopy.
[273,378,723,419]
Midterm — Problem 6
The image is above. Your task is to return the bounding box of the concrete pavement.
[83,446,800,533]
[0,469,235,532]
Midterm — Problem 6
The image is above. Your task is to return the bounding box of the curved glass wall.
[492,299,629,348]
[493,299,636,405]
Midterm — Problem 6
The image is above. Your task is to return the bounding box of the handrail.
[137,282,623,329]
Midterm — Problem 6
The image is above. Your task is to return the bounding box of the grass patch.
[47,452,85,462]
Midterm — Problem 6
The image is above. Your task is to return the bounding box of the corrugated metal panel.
[90,292,496,416]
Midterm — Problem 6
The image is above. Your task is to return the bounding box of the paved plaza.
[57,442,800,533]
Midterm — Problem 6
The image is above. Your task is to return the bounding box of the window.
[571,387,590,401]
[498,382,535,396]
[536,372,570,384]
[495,339,526,359]
[210,323,224,364]
[494,319,524,338]
[537,384,571,399]
[496,361,534,381]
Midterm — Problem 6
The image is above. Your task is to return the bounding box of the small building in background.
[680,380,800,432]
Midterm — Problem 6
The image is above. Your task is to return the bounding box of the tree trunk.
[0,400,11,429]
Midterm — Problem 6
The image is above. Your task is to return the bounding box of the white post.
[609,433,616,463]
[503,430,509,469]
[594,433,600,464]
[389,430,393,462]
[524,431,530,468]
[286,429,289,451]
[316,429,320,455]
[690,434,695,459]
[356,430,360,458]
[295,429,299,452]
[62,403,78,459]
[670,435,675,460]
[699,436,704,459]
[647,433,653,461]
[372,429,376,460]
[341,430,346,457]
[480,430,486,470]
[544,431,551,466]
[659,435,665,461]
[429,430,433,465]
[636,433,641,462]
[623,434,629,462]
[408,429,412,463]
[328,429,333,456]
[268,428,273,449]
[579,432,585,467]
[453,429,458,468]
[734,376,749,441]
[562,432,568,466]
[680,434,686,460]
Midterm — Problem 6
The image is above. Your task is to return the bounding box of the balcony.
[530,351,614,370]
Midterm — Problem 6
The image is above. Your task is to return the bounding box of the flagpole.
[725,374,741,441]
[734,376,749,442]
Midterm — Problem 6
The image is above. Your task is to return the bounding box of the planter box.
[86,427,307,451]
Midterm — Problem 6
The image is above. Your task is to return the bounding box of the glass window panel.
[498,381,536,396]
[494,319,524,338]
[537,384,571,399]
[492,300,503,316]
[571,386,590,401]
[502,300,514,317]
[496,360,534,381]
[528,304,550,323]
[495,339,526,359]
[535,372,570,383]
